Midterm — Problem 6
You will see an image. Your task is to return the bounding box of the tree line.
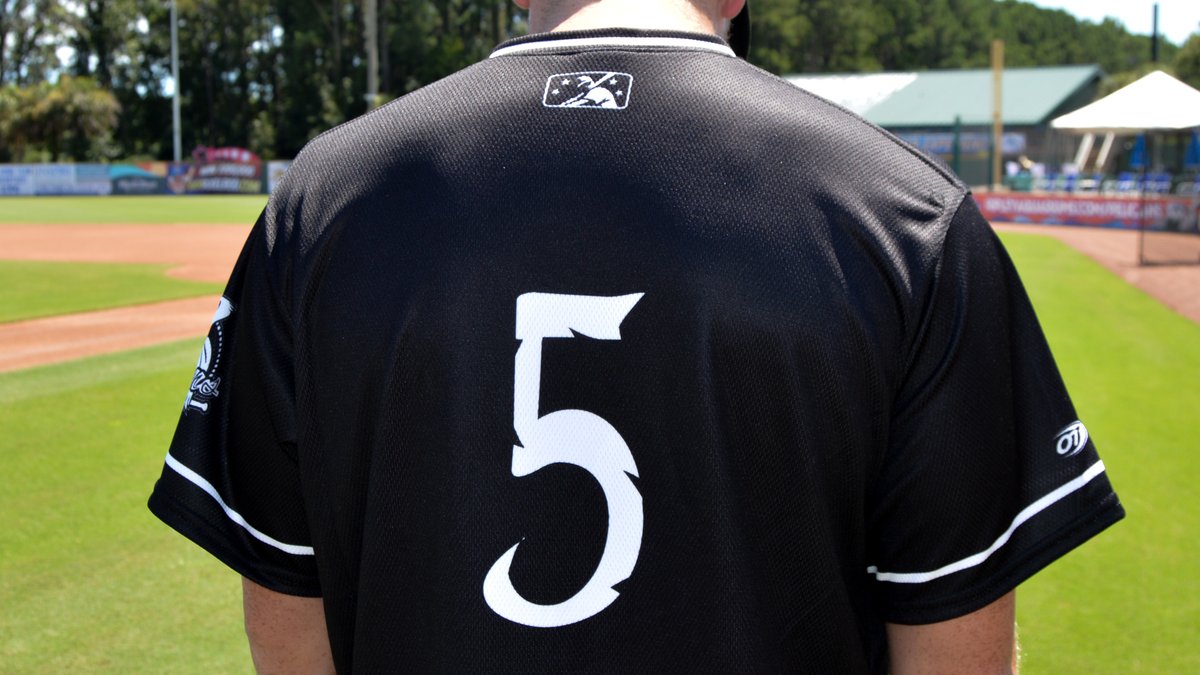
[1,0,1197,163]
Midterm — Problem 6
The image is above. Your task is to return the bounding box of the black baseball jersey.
[149,29,1123,673]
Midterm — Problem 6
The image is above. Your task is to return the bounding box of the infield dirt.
[0,221,1196,372]
[0,224,246,372]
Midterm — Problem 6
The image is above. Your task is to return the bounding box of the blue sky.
[1025,0,1199,47]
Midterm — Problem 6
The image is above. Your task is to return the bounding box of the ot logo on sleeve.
[484,292,644,628]
[1055,421,1089,457]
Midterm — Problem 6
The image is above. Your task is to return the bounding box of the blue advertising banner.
[897,132,1026,157]
[110,164,168,195]
[0,165,35,195]
[0,164,111,195]
[0,156,273,197]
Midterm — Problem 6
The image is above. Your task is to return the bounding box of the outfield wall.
[5,163,1196,234]
[970,192,1198,232]
[0,161,293,197]
[0,164,113,196]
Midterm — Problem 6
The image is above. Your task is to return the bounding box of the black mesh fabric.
[149,29,1122,673]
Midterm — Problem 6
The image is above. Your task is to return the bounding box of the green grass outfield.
[0,195,267,225]
[0,261,221,323]
[999,233,1199,673]
[0,232,1195,672]
[0,340,251,673]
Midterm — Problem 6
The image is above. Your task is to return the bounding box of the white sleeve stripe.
[867,460,1107,584]
[164,453,316,557]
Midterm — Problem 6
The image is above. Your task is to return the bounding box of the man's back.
[151,26,1122,674]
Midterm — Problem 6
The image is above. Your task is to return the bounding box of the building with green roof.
[787,66,1103,186]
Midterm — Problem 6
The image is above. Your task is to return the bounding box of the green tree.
[873,0,989,70]
[1,0,68,85]
[187,0,275,151]
[0,83,24,160]
[0,75,120,161]
[7,0,1192,163]
[745,0,809,74]
[1175,33,1200,90]
[61,0,172,159]
[746,0,1181,77]
[67,0,138,87]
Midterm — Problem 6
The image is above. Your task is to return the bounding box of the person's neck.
[528,0,721,37]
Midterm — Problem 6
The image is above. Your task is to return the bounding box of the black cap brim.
[729,3,750,59]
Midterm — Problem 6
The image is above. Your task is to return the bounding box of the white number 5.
[483,292,645,628]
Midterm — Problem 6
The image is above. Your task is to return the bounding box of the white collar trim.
[491,36,735,59]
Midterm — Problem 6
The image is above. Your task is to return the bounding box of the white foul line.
[868,460,1108,584]
[164,453,315,556]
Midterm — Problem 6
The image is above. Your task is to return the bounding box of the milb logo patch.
[184,296,234,415]
[543,72,633,110]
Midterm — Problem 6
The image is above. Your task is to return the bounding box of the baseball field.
[0,196,1196,672]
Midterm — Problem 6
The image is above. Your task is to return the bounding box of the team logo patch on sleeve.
[184,297,234,415]
[1055,421,1089,457]
[543,72,633,110]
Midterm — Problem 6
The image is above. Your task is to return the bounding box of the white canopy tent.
[1051,71,1200,265]
[1051,71,1200,173]
[1051,70,1200,134]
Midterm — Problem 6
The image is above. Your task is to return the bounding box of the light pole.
[991,39,1004,192]
[171,0,182,162]
[365,0,379,109]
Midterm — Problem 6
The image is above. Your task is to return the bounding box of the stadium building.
[787,65,1103,187]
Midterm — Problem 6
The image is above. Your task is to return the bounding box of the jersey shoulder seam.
[743,62,968,191]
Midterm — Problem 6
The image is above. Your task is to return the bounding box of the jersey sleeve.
[867,196,1123,624]
[148,212,320,597]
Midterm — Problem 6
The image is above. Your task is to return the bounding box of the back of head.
[521,0,749,56]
